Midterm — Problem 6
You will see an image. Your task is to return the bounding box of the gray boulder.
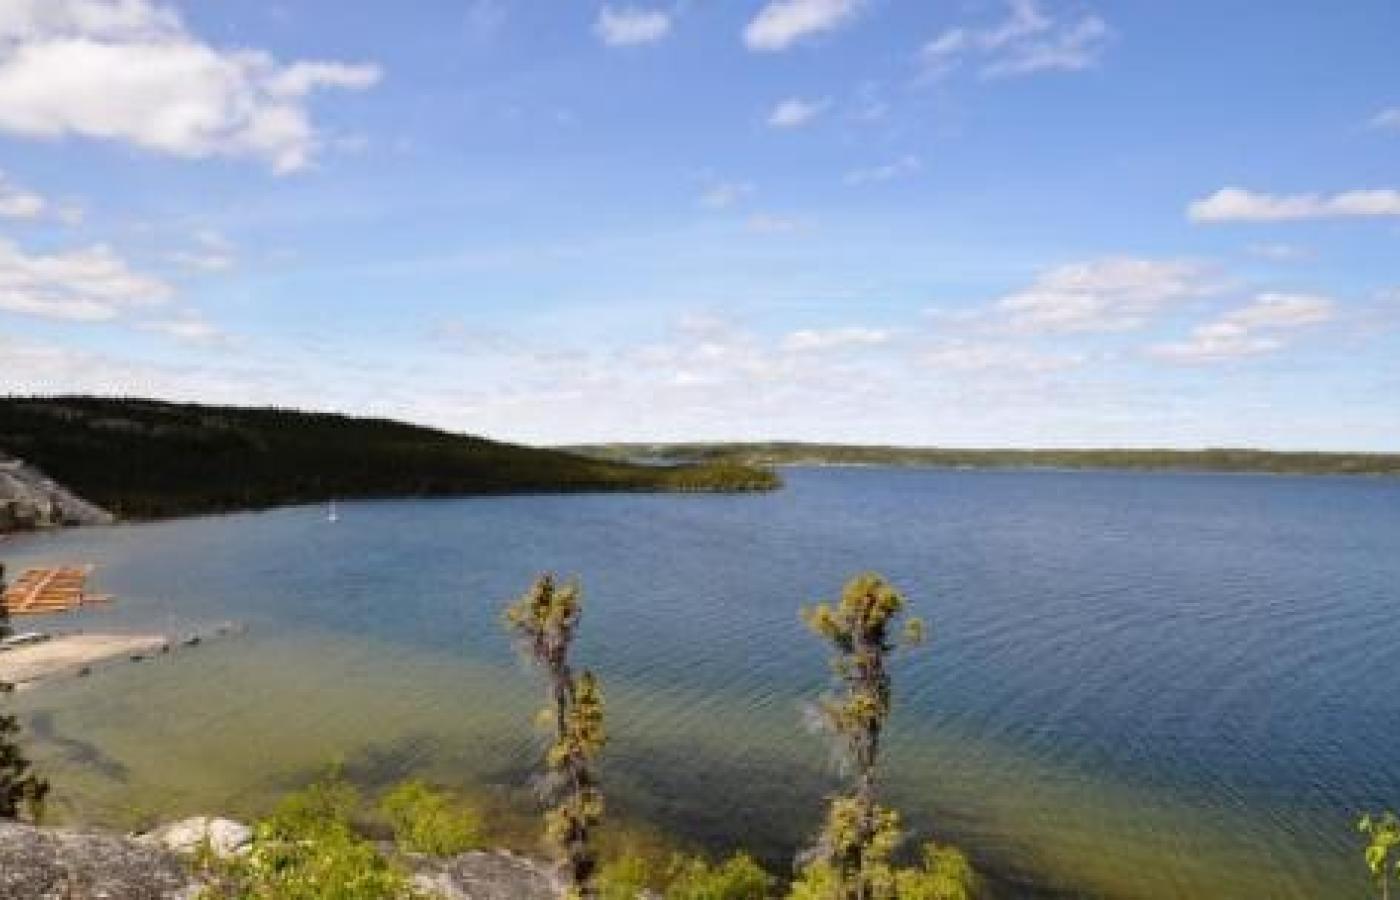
[0,454,114,533]
[138,817,252,858]
[0,822,197,899]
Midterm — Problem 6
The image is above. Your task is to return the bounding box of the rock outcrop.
[0,822,195,899]
[0,454,113,533]
[0,822,559,899]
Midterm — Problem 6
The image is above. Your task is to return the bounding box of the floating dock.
[1,566,111,616]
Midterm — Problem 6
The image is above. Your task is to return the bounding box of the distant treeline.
[0,397,779,522]
[567,441,1400,478]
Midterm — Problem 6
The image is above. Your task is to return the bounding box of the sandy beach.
[0,633,170,688]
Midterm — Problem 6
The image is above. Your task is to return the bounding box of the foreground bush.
[379,779,483,857]
[197,775,418,900]
[598,850,772,900]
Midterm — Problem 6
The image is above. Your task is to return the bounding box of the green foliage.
[378,779,483,857]
[504,574,608,898]
[0,397,779,527]
[893,844,975,900]
[798,574,926,898]
[597,851,653,899]
[788,840,973,900]
[664,852,773,899]
[598,850,773,900]
[198,774,418,900]
[1360,812,1400,899]
[0,562,48,822]
[793,574,972,899]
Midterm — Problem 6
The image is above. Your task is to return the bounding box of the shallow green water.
[5,467,1398,897]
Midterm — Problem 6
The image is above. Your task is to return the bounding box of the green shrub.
[598,850,654,899]
[664,852,773,899]
[197,774,418,900]
[379,779,483,857]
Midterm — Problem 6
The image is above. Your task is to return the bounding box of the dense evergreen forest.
[0,397,779,521]
[569,441,1400,478]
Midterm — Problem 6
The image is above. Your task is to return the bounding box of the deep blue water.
[5,467,1399,897]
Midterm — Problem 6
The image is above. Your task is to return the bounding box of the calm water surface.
[5,467,1399,898]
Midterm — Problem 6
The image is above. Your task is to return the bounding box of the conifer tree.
[0,563,48,821]
[792,572,971,900]
[504,574,606,899]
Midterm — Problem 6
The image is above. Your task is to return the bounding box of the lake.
[4,466,1399,898]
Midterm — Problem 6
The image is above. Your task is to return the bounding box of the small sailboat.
[327,500,339,523]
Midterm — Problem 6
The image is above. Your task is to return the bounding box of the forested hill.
[0,398,778,521]
[567,442,1400,478]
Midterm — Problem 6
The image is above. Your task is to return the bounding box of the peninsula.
[0,397,778,530]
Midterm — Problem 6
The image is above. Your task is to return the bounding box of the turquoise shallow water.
[4,466,1400,897]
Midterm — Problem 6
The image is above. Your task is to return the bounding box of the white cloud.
[767,97,827,128]
[594,6,671,47]
[781,326,892,352]
[743,0,865,52]
[0,237,173,321]
[698,180,754,210]
[1148,321,1282,364]
[920,0,1109,80]
[1246,242,1313,262]
[919,339,1082,373]
[168,228,235,272]
[998,257,1219,333]
[1223,292,1334,328]
[1189,187,1400,222]
[745,213,806,234]
[140,312,228,345]
[0,169,46,218]
[1148,293,1334,364]
[0,0,381,173]
[1370,107,1400,131]
[844,154,921,186]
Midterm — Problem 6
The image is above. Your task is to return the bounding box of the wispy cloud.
[745,213,807,234]
[0,0,381,173]
[0,170,45,219]
[997,257,1221,333]
[139,312,231,346]
[744,0,865,52]
[168,229,237,272]
[919,0,1109,81]
[698,180,755,210]
[767,97,828,128]
[781,326,892,352]
[594,6,672,46]
[1189,188,1400,222]
[844,154,921,186]
[1247,243,1314,262]
[919,339,1083,373]
[0,238,173,322]
[1370,107,1400,131]
[1148,293,1334,364]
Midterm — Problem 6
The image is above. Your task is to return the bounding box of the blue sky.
[1,0,1397,449]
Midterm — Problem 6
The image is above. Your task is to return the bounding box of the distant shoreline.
[565,442,1400,479]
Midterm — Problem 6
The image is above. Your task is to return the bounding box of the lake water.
[4,467,1399,898]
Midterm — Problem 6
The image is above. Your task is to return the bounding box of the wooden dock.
[1,566,111,616]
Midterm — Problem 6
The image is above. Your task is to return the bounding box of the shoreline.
[0,624,242,690]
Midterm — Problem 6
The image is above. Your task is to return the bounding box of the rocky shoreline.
[0,455,113,534]
[0,819,559,899]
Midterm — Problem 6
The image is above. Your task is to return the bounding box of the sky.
[1,0,1398,450]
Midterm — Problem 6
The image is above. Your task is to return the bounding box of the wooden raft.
[1,566,111,616]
